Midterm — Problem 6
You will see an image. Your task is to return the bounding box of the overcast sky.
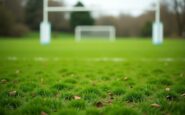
[62,0,156,17]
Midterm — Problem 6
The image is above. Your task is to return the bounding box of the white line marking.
[3,57,185,62]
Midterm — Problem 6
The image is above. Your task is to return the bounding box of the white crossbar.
[47,7,93,12]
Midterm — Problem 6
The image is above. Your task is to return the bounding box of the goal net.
[75,26,116,42]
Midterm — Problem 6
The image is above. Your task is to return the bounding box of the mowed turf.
[0,34,185,115]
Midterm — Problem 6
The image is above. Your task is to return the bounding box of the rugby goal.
[40,0,163,45]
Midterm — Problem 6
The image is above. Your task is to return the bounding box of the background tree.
[162,0,185,37]
[141,21,152,37]
[0,1,29,37]
[173,0,185,37]
[3,0,24,23]
[25,0,43,30]
[138,11,154,37]
[0,5,15,36]
[70,2,94,31]
[117,14,141,37]
[48,0,70,32]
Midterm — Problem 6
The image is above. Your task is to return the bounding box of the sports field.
[0,34,185,115]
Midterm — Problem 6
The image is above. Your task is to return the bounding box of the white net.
[75,26,116,41]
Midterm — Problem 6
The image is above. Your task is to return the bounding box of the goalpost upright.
[152,0,163,45]
[40,0,50,44]
[40,0,163,45]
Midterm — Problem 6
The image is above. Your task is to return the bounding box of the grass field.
[0,34,185,115]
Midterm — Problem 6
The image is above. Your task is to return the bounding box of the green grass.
[0,34,185,115]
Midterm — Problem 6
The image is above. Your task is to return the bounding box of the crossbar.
[47,7,93,12]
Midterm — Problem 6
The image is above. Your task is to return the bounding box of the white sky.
[62,0,156,17]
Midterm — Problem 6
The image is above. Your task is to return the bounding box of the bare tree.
[48,0,69,31]
[4,0,24,22]
[174,0,185,37]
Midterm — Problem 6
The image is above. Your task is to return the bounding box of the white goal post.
[75,26,116,42]
[40,0,163,45]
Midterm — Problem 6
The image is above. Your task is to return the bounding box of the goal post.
[40,0,163,45]
[40,21,51,44]
[152,0,163,45]
[75,26,116,42]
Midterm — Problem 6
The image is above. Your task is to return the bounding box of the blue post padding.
[40,21,51,45]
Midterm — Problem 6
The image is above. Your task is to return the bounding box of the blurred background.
[0,0,184,38]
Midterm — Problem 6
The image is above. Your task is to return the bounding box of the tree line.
[0,0,184,38]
